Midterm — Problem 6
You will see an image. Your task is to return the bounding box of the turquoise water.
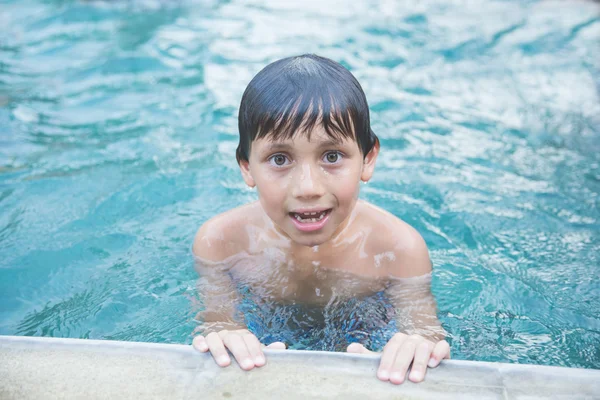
[1,0,599,368]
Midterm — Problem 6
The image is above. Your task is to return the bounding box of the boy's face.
[239,126,379,247]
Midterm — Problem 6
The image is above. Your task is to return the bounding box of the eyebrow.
[317,139,345,148]
[264,142,292,152]
[264,139,345,153]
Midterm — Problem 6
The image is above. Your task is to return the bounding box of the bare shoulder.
[357,200,432,278]
[192,201,261,262]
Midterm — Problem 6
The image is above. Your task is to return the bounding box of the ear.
[238,159,256,188]
[360,138,380,183]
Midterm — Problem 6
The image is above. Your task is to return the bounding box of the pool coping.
[1,335,598,399]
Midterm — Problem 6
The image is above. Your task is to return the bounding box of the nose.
[291,162,325,200]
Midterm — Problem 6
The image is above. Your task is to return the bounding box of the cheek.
[254,171,289,214]
[328,166,361,204]
[333,180,360,204]
[255,163,298,196]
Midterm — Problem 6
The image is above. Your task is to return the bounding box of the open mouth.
[289,209,331,223]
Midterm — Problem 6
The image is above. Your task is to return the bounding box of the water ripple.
[0,0,598,368]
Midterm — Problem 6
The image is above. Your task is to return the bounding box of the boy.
[192,54,450,385]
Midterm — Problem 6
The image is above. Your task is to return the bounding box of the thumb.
[265,341,287,350]
[346,343,377,355]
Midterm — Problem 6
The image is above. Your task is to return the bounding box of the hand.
[347,333,450,384]
[193,329,286,370]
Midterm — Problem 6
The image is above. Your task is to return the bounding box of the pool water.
[1,0,599,369]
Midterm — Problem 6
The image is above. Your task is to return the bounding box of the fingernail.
[390,372,403,383]
[378,370,389,380]
[428,358,437,368]
[241,358,253,369]
[410,371,422,381]
[255,356,265,365]
[217,355,229,366]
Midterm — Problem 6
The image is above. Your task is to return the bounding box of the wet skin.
[192,129,450,384]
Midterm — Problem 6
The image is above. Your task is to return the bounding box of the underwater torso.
[193,200,429,350]
[227,250,387,306]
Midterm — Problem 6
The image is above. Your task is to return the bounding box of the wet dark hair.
[236,54,378,163]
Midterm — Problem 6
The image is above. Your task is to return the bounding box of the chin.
[290,231,331,248]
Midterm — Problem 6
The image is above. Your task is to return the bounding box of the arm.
[385,274,446,343]
[348,226,450,384]
[371,223,446,340]
[191,221,284,370]
[194,257,246,334]
[382,230,450,383]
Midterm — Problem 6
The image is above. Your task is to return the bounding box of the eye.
[323,151,343,164]
[268,153,290,167]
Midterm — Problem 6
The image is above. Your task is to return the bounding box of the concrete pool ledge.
[0,336,598,399]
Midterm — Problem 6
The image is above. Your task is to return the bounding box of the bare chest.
[229,255,388,306]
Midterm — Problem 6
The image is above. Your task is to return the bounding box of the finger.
[389,337,420,385]
[347,343,377,355]
[265,342,287,349]
[221,332,254,370]
[243,334,266,367]
[205,332,231,367]
[378,334,406,381]
[428,340,451,368]
[409,341,433,383]
[192,335,209,352]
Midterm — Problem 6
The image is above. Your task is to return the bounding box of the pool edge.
[1,335,598,399]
